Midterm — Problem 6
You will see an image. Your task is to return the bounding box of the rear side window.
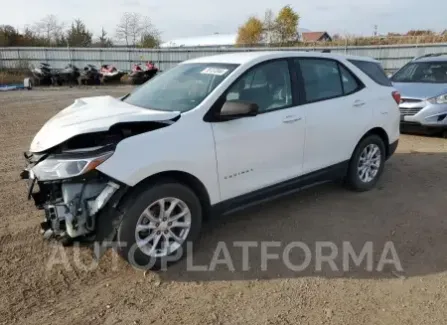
[349,60,392,86]
[295,58,363,103]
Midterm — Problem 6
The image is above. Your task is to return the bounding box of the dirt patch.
[1,88,447,325]
[0,71,27,84]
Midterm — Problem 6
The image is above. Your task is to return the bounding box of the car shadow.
[156,151,447,282]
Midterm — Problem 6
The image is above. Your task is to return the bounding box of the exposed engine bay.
[20,119,176,247]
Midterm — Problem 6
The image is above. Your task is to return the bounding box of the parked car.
[390,54,447,134]
[21,51,400,269]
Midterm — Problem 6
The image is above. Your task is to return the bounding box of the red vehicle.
[128,62,159,85]
[132,64,143,72]
[100,64,125,83]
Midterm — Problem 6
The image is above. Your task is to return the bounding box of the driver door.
[210,59,306,201]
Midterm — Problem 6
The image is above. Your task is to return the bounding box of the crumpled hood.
[30,95,180,153]
[392,82,447,99]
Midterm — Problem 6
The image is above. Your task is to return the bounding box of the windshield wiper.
[120,93,130,101]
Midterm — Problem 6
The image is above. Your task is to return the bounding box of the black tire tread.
[346,134,386,192]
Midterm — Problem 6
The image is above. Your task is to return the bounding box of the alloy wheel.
[135,197,192,257]
[357,143,382,183]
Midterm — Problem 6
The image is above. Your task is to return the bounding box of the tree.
[263,9,275,45]
[139,32,161,48]
[332,33,342,41]
[236,16,264,46]
[406,30,434,36]
[116,12,159,47]
[274,5,299,45]
[128,13,142,46]
[66,19,92,47]
[0,25,20,46]
[21,27,46,46]
[94,27,114,47]
[0,25,48,46]
[116,13,132,46]
[33,14,65,45]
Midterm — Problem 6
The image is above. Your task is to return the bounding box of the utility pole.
[373,25,378,37]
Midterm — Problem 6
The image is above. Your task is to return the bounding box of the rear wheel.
[346,134,386,192]
[116,181,202,270]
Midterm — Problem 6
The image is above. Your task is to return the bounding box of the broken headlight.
[32,151,113,181]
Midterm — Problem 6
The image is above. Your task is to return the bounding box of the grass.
[0,71,27,84]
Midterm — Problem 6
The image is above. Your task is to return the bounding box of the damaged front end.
[20,120,173,251]
[21,146,124,246]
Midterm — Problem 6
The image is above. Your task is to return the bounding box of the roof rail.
[304,49,331,53]
[412,53,447,61]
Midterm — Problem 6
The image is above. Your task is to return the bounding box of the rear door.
[293,58,373,173]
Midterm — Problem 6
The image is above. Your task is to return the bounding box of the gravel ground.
[1,87,447,325]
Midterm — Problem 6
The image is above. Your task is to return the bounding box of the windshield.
[391,61,447,83]
[123,63,238,112]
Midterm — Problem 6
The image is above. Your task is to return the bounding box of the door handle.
[353,100,366,107]
[283,115,302,123]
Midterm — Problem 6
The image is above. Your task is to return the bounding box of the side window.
[225,60,292,113]
[251,70,268,88]
[348,60,392,86]
[296,59,343,103]
[339,64,361,94]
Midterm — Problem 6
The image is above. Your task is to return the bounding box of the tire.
[345,134,386,192]
[116,181,202,270]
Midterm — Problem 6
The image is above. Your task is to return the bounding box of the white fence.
[1,43,447,72]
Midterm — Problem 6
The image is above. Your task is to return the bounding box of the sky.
[0,0,446,42]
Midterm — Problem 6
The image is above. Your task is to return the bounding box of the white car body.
[23,51,400,265]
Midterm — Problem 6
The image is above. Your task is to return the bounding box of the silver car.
[391,54,447,131]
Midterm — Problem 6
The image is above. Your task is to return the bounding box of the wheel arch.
[355,127,390,158]
[117,170,212,219]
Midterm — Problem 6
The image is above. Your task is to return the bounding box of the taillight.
[392,91,401,104]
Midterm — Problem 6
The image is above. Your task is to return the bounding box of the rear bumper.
[387,140,399,159]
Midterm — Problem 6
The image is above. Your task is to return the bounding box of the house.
[301,32,332,42]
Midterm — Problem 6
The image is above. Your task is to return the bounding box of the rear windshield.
[349,60,392,86]
[390,61,447,83]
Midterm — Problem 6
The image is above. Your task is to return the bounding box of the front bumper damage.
[21,154,128,255]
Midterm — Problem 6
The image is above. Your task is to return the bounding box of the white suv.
[21,51,400,269]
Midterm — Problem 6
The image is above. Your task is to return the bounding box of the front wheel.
[116,182,202,270]
[346,134,386,192]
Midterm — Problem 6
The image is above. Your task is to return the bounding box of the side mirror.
[219,100,259,120]
[387,72,393,79]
